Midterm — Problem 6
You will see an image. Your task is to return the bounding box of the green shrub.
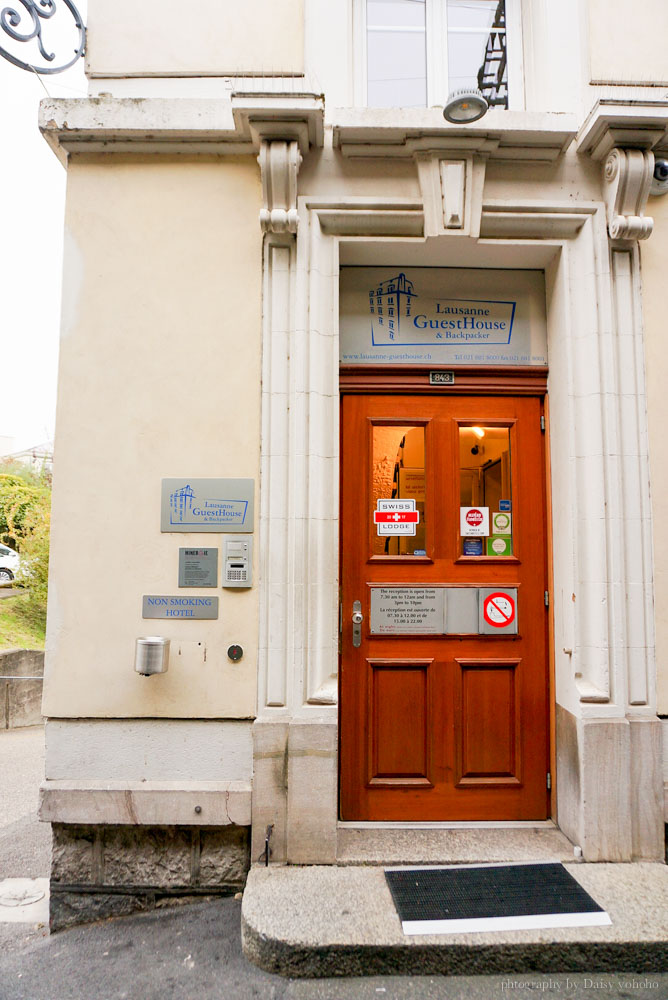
[0,473,51,630]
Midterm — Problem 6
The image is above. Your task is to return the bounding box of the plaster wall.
[42,156,262,719]
[588,0,668,85]
[641,193,668,716]
[86,0,304,77]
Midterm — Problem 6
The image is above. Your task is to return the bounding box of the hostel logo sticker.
[374,499,420,536]
[460,506,490,537]
[483,591,516,628]
[492,511,512,534]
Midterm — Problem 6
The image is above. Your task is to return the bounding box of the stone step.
[337,822,577,865]
[241,862,668,977]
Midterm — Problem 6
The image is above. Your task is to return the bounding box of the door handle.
[352,600,364,647]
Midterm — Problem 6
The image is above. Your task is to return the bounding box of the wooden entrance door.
[339,394,550,821]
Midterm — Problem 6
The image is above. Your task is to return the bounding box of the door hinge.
[540,415,545,432]
[544,590,549,607]
[338,602,343,654]
[546,771,552,790]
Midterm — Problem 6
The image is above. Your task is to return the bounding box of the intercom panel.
[223,537,253,588]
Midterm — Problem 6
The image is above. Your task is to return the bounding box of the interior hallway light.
[471,427,486,439]
[443,89,488,124]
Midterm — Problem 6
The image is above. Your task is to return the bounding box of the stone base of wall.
[49,823,250,931]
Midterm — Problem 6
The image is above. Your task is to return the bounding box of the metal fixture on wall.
[0,0,85,74]
[135,637,170,676]
[443,88,489,124]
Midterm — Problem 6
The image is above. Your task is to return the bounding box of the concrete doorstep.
[241,863,668,977]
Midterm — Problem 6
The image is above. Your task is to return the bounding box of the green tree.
[0,472,51,629]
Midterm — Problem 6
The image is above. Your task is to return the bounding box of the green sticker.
[486,535,513,556]
[492,511,512,534]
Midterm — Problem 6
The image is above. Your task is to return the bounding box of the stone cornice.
[331,108,578,163]
[39,93,325,165]
[577,100,668,160]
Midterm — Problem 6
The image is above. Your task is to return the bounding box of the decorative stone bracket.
[258,139,302,235]
[603,148,654,242]
[415,152,486,238]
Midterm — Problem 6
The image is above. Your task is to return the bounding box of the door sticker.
[492,511,512,534]
[374,499,420,536]
[460,506,490,537]
[487,535,513,556]
[482,591,516,628]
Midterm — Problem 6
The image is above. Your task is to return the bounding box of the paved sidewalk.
[0,726,50,882]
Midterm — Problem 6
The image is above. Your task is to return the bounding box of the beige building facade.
[38,0,668,927]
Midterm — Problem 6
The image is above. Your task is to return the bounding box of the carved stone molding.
[415,152,486,238]
[258,139,302,235]
[603,148,654,241]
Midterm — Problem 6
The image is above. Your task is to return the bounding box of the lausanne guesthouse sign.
[339,267,547,366]
[161,479,254,532]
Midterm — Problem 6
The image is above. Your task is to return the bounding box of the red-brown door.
[339,394,550,821]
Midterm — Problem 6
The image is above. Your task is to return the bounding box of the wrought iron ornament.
[0,0,84,74]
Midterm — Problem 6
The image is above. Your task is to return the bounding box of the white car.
[0,544,20,583]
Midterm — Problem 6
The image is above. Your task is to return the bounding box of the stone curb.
[240,916,668,978]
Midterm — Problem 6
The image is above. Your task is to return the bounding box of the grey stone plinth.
[199,827,250,885]
[241,862,668,977]
[49,823,250,931]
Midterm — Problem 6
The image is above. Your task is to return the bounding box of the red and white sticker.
[374,499,419,536]
[460,506,490,537]
[483,591,516,628]
[374,511,419,525]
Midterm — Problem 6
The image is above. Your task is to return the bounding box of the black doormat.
[385,862,611,935]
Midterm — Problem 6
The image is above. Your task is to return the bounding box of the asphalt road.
[1,896,665,1000]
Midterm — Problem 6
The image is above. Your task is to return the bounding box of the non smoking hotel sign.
[339,267,547,366]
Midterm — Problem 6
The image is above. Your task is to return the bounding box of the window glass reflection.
[372,425,426,556]
[459,425,512,556]
[367,0,427,107]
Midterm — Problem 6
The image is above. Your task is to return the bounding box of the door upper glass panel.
[459,425,512,556]
[372,425,426,556]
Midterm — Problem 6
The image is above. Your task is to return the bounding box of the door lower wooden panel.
[454,658,521,787]
[367,659,433,788]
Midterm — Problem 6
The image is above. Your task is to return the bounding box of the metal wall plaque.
[178,548,218,588]
[142,595,219,619]
[161,479,254,533]
[429,371,455,385]
[370,587,446,634]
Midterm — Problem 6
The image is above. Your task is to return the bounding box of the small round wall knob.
[227,644,244,662]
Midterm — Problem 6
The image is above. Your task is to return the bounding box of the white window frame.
[353,0,524,110]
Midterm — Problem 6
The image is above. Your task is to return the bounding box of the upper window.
[359,0,518,110]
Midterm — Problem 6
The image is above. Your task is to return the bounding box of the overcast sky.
[0,0,87,455]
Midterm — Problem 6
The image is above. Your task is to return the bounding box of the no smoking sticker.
[483,591,516,628]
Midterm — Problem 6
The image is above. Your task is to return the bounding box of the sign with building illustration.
[161,479,254,533]
[339,267,547,366]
